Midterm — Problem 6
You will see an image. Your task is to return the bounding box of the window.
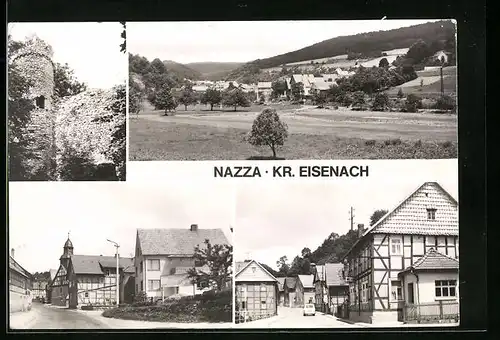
[391,281,403,301]
[35,96,45,109]
[136,284,138,293]
[391,238,402,255]
[241,301,247,310]
[148,280,160,291]
[435,280,457,298]
[427,208,437,220]
[261,300,266,309]
[147,259,160,271]
[85,291,89,297]
[140,261,143,273]
[197,281,209,289]
[140,281,143,291]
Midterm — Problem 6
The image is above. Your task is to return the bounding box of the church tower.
[60,235,74,270]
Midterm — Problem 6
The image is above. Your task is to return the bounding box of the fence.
[235,310,276,324]
[403,301,459,323]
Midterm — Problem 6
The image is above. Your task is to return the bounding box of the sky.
[8,22,127,89]
[8,182,234,274]
[234,160,458,270]
[127,20,440,64]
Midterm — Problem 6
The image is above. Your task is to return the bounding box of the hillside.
[163,60,202,80]
[185,61,244,78]
[231,20,455,74]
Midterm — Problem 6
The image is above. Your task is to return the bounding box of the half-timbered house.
[341,182,458,324]
[313,264,328,312]
[235,260,278,323]
[50,236,135,309]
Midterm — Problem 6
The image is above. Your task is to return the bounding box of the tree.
[187,239,233,292]
[372,92,389,111]
[312,90,328,106]
[370,209,388,226]
[406,39,432,64]
[53,63,87,98]
[405,93,422,112]
[201,88,222,111]
[247,108,288,158]
[276,256,290,276]
[397,88,404,99]
[379,57,389,68]
[222,88,250,112]
[301,247,312,259]
[291,82,304,101]
[153,85,176,115]
[119,22,126,53]
[129,74,145,115]
[271,80,287,98]
[178,84,197,111]
[106,85,127,181]
[351,91,366,107]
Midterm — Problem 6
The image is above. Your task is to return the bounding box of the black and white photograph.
[128,20,457,161]
[233,160,458,328]
[8,182,234,329]
[7,22,127,181]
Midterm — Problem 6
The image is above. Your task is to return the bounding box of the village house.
[283,277,298,307]
[324,263,349,315]
[277,277,286,306]
[289,74,316,97]
[310,79,331,95]
[235,260,278,323]
[341,182,459,324]
[45,268,58,303]
[256,82,273,101]
[134,224,230,302]
[32,279,48,300]
[433,51,451,64]
[313,264,328,312]
[312,263,348,315]
[296,274,315,306]
[49,236,135,309]
[398,248,459,323]
[9,249,33,313]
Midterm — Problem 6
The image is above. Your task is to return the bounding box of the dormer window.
[427,208,437,220]
[35,96,45,109]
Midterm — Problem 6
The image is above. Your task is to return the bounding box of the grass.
[130,118,457,160]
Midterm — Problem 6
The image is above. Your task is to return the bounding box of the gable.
[235,260,276,282]
[371,182,458,236]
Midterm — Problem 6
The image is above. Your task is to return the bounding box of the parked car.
[303,303,316,316]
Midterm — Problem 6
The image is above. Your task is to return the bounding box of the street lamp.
[106,239,120,306]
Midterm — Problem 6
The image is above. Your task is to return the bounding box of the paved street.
[9,303,233,329]
[234,307,364,328]
[9,303,109,329]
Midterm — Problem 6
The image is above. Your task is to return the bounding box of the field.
[129,105,457,161]
[262,48,409,72]
[386,66,457,98]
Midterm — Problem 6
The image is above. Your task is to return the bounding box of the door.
[407,283,415,304]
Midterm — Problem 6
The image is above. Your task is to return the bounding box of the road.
[234,307,364,328]
[9,303,109,329]
[9,303,233,330]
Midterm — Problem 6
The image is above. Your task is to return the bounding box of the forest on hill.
[185,62,244,80]
[260,209,389,278]
[249,20,455,69]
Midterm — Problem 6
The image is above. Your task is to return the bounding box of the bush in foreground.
[102,290,232,323]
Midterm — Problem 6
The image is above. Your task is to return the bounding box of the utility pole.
[107,239,120,306]
[440,57,445,96]
[348,207,355,231]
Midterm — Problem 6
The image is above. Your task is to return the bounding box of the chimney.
[357,224,365,238]
[11,248,14,258]
[190,224,198,231]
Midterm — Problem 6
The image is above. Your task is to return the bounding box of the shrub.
[434,95,456,111]
[384,138,403,146]
[365,139,377,146]
[397,88,404,99]
[405,94,422,113]
[372,93,390,111]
